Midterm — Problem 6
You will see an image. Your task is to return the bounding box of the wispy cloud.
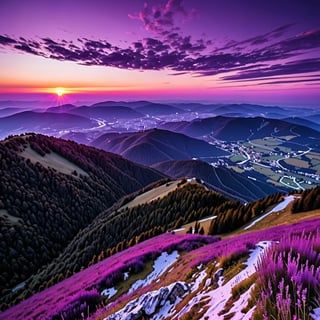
[223,58,320,81]
[257,77,320,86]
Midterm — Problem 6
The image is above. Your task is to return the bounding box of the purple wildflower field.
[0,233,216,320]
[1,218,320,320]
[189,218,320,269]
[92,217,320,320]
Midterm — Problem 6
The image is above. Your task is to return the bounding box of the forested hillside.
[291,186,320,213]
[3,180,290,310]
[4,183,228,306]
[0,134,164,296]
[90,128,228,165]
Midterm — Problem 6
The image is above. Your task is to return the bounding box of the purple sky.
[0,0,319,105]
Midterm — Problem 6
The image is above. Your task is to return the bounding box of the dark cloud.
[226,73,320,83]
[14,44,37,54]
[257,77,320,86]
[223,58,320,81]
[0,35,16,45]
[128,0,193,34]
[277,30,320,51]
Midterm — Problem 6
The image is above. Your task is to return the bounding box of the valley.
[1,101,319,196]
[0,102,319,320]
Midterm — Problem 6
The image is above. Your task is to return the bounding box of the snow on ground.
[311,307,320,320]
[202,241,271,319]
[172,227,185,232]
[190,268,208,292]
[101,287,117,298]
[177,241,271,320]
[227,285,255,320]
[129,250,179,293]
[173,215,217,232]
[199,216,217,223]
[244,195,296,230]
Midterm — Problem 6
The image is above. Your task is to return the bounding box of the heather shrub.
[51,289,100,320]
[127,257,146,274]
[253,231,320,320]
[100,269,123,289]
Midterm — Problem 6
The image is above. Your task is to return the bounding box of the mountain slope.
[283,116,320,132]
[160,116,320,143]
[3,180,288,309]
[2,215,320,320]
[90,128,229,165]
[8,182,228,303]
[0,134,164,295]
[133,102,183,116]
[0,111,94,138]
[68,105,143,119]
[153,159,286,202]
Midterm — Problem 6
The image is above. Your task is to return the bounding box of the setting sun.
[54,87,66,97]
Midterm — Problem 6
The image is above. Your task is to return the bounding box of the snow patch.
[227,284,254,320]
[101,287,117,299]
[199,215,217,223]
[311,307,320,320]
[244,196,296,230]
[190,269,207,292]
[129,251,179,293]
[178,241,271,320]
[172,227,185,232]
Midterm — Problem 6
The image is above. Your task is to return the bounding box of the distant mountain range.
[0,111,95,138]
[90,128,229,165]
[0,100,319,140]
[160,116,320,143]
[49,105,144,119]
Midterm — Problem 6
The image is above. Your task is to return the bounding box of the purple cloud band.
[1,0,319,85]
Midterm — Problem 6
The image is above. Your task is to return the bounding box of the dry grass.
[266,178,284,187]
[175,216,216,235]
[177,297,210,320]
[278,135,295,141]
[227,201,320,239]
[20,146,88,177]
[123,180,183,209]
[306,152,320,161]
[251,138,282,147]
[229,165,245,173]
[284,158,309,168]
[108,260,154,304]
[221,256,248,285]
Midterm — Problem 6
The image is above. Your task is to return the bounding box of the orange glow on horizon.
[54,87,67,97]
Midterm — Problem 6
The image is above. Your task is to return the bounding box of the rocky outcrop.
[104,281,189,320]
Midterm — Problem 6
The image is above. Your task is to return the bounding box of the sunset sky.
[0,0,320,105]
